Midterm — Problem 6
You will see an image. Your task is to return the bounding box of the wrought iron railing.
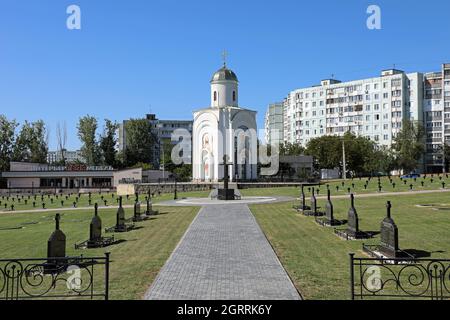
[0,253,110,300]
[350,254,449,300]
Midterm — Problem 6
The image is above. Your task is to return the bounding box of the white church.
[192,62,258,182]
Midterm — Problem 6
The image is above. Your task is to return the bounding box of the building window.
[233,91,236,101]
[214,91,217,102]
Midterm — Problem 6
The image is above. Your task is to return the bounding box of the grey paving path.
[145,204,301,300]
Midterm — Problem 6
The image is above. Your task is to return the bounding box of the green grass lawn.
[0,189,209,212]
[250,192,450,300]
[240,175,450,198]
[0,204,199,300]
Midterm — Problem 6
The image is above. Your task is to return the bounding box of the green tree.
[305,135,342,170]
[306,132,386,176]
[363,145,396,175]
[279,142,305,156]
[173,164,192,182]
[122,119,155,167]
[343,132,378,176]
[77,115,100,165]
[392,120,425,173]
[0,115,18,172]
[30,120,49,163]
[99,119,119,167]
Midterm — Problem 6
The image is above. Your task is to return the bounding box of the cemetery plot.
[0,213,110,300]
[315,190,346,227]
[302,189,325,217]
[74,204,116,249]
[335,194,376,240]
[293,185,310,212]
[105,197,135,233]
[0,189,209,213]
[250,191,449,300]
[240,175,450,199]
[362,201,415,261]
[0,204,199,299]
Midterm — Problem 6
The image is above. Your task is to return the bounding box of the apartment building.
[47,150,85,164]
[264,103,284,145]
[282,69,423,149]
[423,64,450,172]
[268,65,450,173]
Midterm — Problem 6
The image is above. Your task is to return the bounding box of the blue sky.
[1,0,450,150]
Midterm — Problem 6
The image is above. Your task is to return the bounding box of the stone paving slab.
[145,204,301,300]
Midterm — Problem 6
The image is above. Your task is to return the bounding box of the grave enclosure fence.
[0,253,110,300]
[350,254,449,300]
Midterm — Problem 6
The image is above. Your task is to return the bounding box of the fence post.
[349,253,355,300]
[105,252,110,301]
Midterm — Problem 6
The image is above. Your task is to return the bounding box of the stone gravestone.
[47,214,66,270]
[310,188,317,214]
[105,196,135,233]
[133,201,143,222]
[89,203,102,244]
[146,191,158,216]
[299,185,306,211]
[325,190,334,222]
[316,190,342,226]
[304,188,320,216]
[379,201,400,258]
[76,203,114,249]
[116,197,126,230]
[346,194,360,238]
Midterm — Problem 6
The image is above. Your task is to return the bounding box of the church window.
[233,91,236,101]
[214,91,217,101]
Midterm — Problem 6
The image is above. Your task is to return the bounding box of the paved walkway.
[145,203,301,300]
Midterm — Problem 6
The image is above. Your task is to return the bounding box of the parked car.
[400,173,421,179]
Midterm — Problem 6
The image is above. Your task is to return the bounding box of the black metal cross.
[220,154,232,191]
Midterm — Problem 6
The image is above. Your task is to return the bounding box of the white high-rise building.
[266,64,450,173]
[280,69,423,148]
[423,63,450,172]
[264,103,284,145]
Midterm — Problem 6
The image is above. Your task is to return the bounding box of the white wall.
[211,80,238,108]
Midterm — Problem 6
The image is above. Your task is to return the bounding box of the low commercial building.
[1,162,142,189]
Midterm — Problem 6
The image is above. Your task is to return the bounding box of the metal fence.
[0,253,110,300]
[350,254,449,300]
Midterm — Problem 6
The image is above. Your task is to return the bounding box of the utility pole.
[161,140,165,180]
[342,138,347,180]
